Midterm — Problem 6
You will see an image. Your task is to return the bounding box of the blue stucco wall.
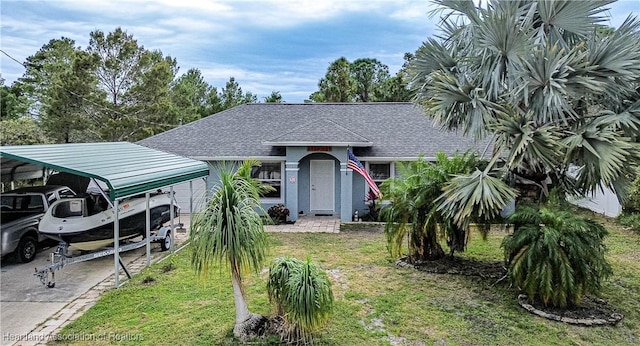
[351,173,367,217]
[204,149,381,222]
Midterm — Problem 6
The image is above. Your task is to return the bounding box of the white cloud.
[3,0,636,103]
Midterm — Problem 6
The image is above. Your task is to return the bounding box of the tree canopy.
[408,0,640,226]
[308,56,412,102]
[6,27,417,143]
[1,78,30,120]
[8,28,264,144]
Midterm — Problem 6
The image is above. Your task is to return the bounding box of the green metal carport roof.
[0,142,209,200]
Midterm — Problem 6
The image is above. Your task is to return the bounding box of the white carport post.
[170,185,175,253]
[113,199,120,288]
[145,192,151,267]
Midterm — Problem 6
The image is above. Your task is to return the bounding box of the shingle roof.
[264,119,372,146]
[139,102,489,159]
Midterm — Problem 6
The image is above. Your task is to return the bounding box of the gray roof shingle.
[139,102,489,159]
[265,119,372,146]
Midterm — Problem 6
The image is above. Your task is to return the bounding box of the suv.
[1,185,75,262]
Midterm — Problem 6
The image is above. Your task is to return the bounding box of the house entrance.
[310,160,334,212]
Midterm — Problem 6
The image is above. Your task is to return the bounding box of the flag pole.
[346,146,350,175]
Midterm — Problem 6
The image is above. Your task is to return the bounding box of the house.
[138,102,489,222]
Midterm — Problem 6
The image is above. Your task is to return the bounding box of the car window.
[1,196,14,210]
[58,189,75,198]
[47,192,58,204]
[4,196,27,211]
[27,196,45,211]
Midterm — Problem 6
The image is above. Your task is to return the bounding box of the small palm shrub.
[267,256,304,315]
[380,152,483,262]
[267,256,334,343]
[502,205,612,308]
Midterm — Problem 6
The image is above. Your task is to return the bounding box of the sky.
[1,0,638,103]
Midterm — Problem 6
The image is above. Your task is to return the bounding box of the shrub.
[267,204,290,224]
[624,169,640,213]
[267,256,333,343]
[267,257,304,315]
[617,213,640,233]
[502,205,612,308]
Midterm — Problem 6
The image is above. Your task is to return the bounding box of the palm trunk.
[231,269,268,341]
[231,273,251,326]
[411,211,444,262]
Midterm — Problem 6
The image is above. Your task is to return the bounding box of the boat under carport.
[1,142,209,287]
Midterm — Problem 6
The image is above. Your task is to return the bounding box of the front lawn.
[54,214,639,345]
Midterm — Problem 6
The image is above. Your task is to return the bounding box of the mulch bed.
[518,295,624,326]
[395,256,507,279]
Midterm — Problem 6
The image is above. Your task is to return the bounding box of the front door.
[310,160,334,212]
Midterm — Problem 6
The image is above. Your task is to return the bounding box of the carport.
[1,142,209,287]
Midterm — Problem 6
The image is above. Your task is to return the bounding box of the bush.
[617,213,640,233]
[267,204,290,224]
[624,169,640,213]
[267,256,333,343]
[502,205,612,308]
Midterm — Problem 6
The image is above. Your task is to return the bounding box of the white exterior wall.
[170,178,208,214]
[570,187,622,217]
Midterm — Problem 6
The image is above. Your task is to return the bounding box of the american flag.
[347,149,382,199]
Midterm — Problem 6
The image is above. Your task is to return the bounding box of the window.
[251,162,283,199]
[0,196,45,212]
[369,163,391,182]
[52,199,85,218]
[366,162,394,190]
[58,188,75,198]
[1,196,14,210]
[46,193,58,204]
[27,196,45,211]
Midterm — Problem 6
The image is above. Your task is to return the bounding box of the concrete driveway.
[1,243,157,345]
[1,217,190,346]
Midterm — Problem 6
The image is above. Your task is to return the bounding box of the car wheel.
[160,231,172,251]
[16,235,38,263]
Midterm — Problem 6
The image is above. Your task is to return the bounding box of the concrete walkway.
[265,214,341,233]
[6,214,340,345]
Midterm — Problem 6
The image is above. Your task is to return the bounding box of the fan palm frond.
[475,1,536,100]
[381,152,482,261]
[535,0,614,46]
[492,111,564,172]
[437,168,518,228]
[519,42,583,123]
[426,71,501,138]
[564,120,638,197]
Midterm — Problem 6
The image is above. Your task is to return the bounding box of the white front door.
[310,160,335,212]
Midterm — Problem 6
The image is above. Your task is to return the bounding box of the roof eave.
[262,141,373,147]
[192,156,287,161]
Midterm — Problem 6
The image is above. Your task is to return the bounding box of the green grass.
[54,213,639,345]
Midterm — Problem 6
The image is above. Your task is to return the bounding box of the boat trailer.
[34,225,176,288]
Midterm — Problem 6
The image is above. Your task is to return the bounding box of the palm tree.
[190,160,269,340]
[409,0,640,227]
[502,203,612,307]
[267,256,334,343]
[380,152,480,262]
